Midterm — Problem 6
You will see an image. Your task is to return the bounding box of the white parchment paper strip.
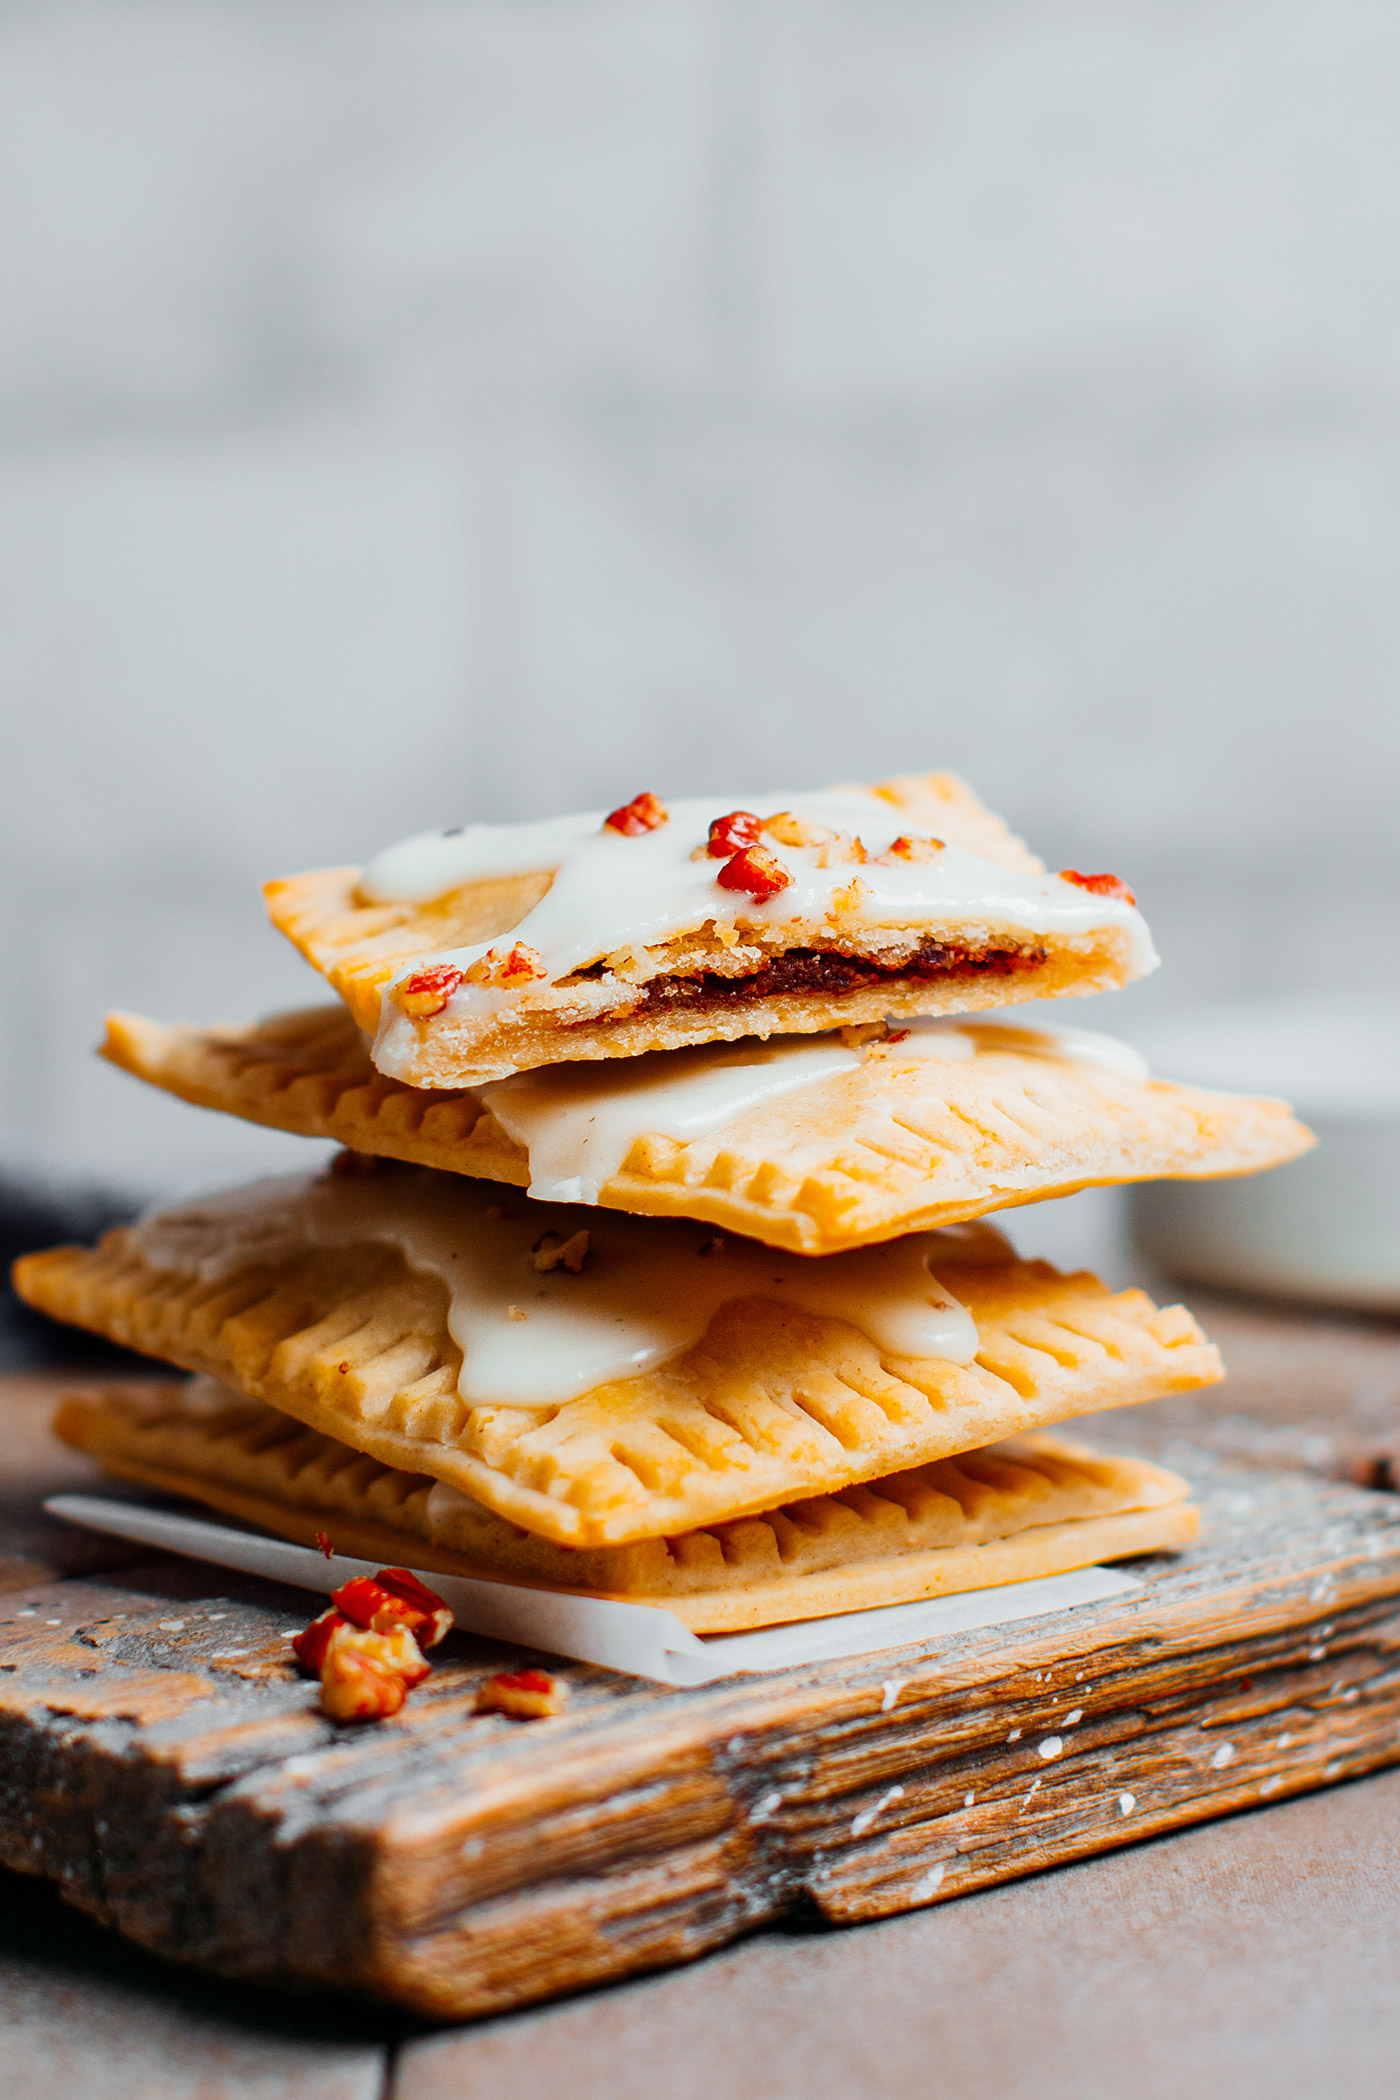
[44,1493,1141,1686]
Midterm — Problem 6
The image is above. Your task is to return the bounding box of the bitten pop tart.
[263,773,1158,1087]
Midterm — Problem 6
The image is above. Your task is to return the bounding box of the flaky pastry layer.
[263,774,1148,1084]
[54,1384,1197,1633]
[16,1226,1221,1548]
[102,1005,1314,1256]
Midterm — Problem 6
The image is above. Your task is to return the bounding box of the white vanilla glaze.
[876,1017,979,1061]
[476,1035,862,1204]
[131,1170,980,1408]
[472,1019,1153,1208]
[898,1016,1152,1085]
[367,789,1156,1008]
[363,811,605,904]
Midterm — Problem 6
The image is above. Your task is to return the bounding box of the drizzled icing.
[470,1019,1154,1209]
[364,789,1156,1000]
[894,1016,1152,1084]
[364,811,605,904]
[477,1035,862,1204]
[131,1170,980,1408]
[975,1021,1150,1084]
[876,1017,979,1061]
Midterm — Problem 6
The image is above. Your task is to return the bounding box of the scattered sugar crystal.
[1210,1742,1236,1770]
[1038,1736,1064,1760]
[851,1785,905,1837]
[1118,1793,1136,1816]
[1064,1709,1083,1727]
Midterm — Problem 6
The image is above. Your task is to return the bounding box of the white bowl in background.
[1127,993,1400,1311]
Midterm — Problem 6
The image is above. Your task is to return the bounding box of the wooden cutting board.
[2,1366,1400,2022]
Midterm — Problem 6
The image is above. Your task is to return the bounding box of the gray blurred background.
[3,0,1399,1211]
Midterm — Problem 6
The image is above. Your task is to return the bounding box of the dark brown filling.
[626,940,1048,1015]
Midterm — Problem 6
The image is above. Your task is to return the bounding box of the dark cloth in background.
[0,1176,153,1371]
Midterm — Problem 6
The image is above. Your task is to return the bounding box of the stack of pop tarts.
[18,774,1313,1635]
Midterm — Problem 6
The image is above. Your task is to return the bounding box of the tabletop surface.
[3,1281,1399,2100]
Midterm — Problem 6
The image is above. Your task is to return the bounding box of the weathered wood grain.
[2,1392,1399,2019]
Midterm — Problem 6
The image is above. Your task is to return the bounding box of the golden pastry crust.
[16,1226,1222,1548]
[100,1006,1313,1257]
[263,774,1148,1084]
[54,1384,1197,1634]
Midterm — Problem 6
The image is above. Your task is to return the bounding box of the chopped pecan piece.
[396,963,464,1019]
[292,1606,349,1675]
[463,942,550,989]
[605,791,669,835]
[716,844,793,901]
[763,811,838,849]
[499,941,549,987]
[882,834,945,863]
[332,1569,454,1649]
[475,1667,570,1719]
[1059,869,1136,905]
[829,875,871,914]
[371,1568,455,1647]
[707,809,763,858]
[331,1576,400,1631]
[328,1621,431,1711]
[319,1641,411,1723]
[812,833,867,868]
[762,812,867,866]
[295,1610,431,1692]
